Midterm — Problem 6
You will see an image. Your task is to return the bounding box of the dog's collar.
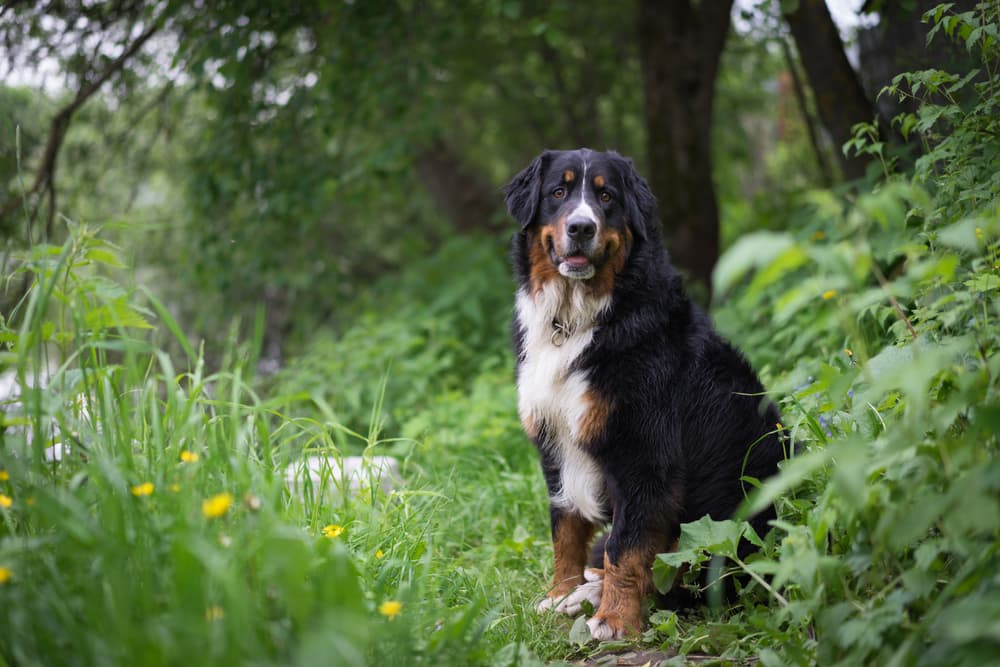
[550,318,576,346]
[553,316,606,346]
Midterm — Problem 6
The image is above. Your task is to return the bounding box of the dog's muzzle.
[557,215,599,279]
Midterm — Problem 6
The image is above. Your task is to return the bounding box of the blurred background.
[0,0,976,373]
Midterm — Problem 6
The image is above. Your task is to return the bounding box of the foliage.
[656,4,1000,664]
[0,226,555,666]
[271,235,514,439]
[3,3,999,666]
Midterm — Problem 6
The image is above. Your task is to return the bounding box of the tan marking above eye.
[552,187,566,199]
[600,191,612,203]
[563,170,576,182]
[593,175,606,188]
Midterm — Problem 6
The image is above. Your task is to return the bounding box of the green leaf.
[676,516,746,557]
[712,231,796,295]
[964,274,1000,291]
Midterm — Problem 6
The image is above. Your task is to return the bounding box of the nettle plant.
[652,4,1000,665]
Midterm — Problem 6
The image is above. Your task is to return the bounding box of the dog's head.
[504,149,656,283]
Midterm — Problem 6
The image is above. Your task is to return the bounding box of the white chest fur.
[515,281,610,523]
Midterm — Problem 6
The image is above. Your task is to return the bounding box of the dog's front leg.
[586,484,678,640]
[536,507,598,613]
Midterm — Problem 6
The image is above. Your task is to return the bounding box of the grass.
[0,226,592,666]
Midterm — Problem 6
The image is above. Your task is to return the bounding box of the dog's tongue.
[564,255,590,267]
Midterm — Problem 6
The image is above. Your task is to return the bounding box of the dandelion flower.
[821,290,837,300]
[375,549,385,559]
[0,566,10,584]
[170,483,180,493]
[205,605,224,621]
[0,494,11,509]
[322,524,344,538]
[131,482,154,497]
[180,451,200,463]
[0,470,9,481]
[379,600,402,619]
[202,493,234,519]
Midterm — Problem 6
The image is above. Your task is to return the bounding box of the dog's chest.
[515,285,608,523]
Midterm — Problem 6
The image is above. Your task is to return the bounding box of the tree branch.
[0,18,162,235]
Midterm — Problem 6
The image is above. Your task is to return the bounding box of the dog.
[504,148,785,640]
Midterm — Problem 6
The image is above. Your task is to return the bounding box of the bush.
[657,5,1000,664]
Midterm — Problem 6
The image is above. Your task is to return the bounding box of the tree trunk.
[638,0,733,298]
[784,0,874,181]
[414,138,502,233]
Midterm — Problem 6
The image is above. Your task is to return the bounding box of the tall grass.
[0,227,572,666]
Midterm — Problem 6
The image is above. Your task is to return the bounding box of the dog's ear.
[613,153,656,242]
[503,151,550,230]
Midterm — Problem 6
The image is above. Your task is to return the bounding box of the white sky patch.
[732,0,879,68]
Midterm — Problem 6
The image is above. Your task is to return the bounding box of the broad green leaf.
[713,231,796,295]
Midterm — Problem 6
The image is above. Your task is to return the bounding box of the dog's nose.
[567,219,596,241]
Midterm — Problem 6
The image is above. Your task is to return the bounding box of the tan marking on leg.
[578,389,614,445]
[587,548,654,640]
[546,513,596,599]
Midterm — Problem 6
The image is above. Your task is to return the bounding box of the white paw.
[553,579,603,616]
[535,596,555,612]
[586,615,622,641]
[536,569,604,615]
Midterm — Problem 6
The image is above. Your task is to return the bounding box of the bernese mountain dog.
[504,148,785,641]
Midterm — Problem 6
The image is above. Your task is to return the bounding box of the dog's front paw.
[586,611,625,641]
[536,573,604,615]
[552,579,602,616]
[586,606,643,641]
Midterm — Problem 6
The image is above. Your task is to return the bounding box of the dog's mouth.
[548,238,597,280]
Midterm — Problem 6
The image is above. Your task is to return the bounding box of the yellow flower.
[180,450,200,463]
[975,227,983,239]
[205,605,224,621]
[378,600,403,619]
[811,230,826,241]
[131,482,154,497]
[0,470,9,481]
[170,483,180,493]
[202,493,234,519]
[844,348,854,357]
[0,566,10,584]
[322,524,344,538]
[821,290,837,300]
[375,549,385,559]
[0,494,11,509]
[775,422,784,431]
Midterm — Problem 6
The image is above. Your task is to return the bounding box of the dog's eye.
[600,191,612,203]
[552,187,566,199]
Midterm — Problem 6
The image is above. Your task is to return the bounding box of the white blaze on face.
[568,159,599,225]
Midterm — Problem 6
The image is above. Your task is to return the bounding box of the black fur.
[507,148,785,608]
